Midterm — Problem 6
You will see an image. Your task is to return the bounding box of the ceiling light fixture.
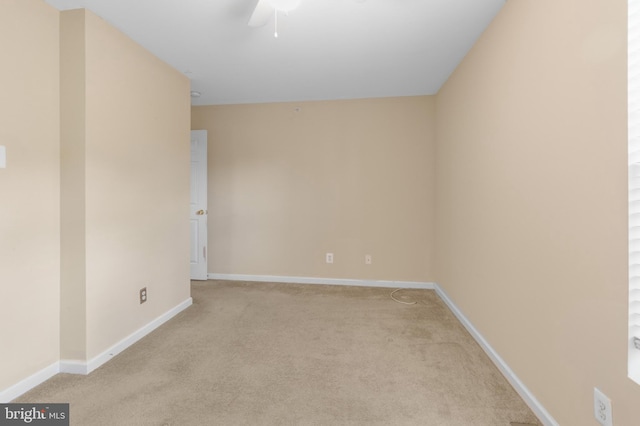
[248,0,301,37]
[190,91,201,98]
[268,0,300,12]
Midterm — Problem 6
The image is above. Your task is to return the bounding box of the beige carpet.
[17,280,541,425]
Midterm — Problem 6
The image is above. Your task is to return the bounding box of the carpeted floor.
[17,280,541,425]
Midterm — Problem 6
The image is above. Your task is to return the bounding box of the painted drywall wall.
[83,9,191,359]
[0,0,60,390]
[60,8,87,361]
[192,97,435,282]
[59,9,191,361]
[435,0,639,423]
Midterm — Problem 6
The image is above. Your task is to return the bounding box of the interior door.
[190,130,208,280]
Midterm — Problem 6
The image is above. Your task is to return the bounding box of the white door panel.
[190,130,208,280]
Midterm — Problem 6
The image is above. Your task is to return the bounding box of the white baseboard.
[208,273,555,425]
[59,297,193,375]
[59,360,88,375]
[434,284,558,426]
[2,278,555,425]
[207,273,435,290]
[1,297,193,401]
[0,362,60,403]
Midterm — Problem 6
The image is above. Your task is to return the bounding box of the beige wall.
[435,0,638,423]
[3,1,636,422]
[0,0,60,390]
[192,97,435,282]
[1,1,190,397]
[60,9,192,360]
[60,8,87,361]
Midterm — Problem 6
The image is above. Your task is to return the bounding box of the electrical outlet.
[139,287,147,304]
[326,253,334,264]
[594,388,613,426]
[365,254,372,265]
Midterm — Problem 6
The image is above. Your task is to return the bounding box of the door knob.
[196,209,206,215]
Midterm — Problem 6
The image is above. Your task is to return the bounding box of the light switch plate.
[0,146,6,168]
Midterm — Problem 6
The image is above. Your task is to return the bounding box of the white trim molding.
[207,273,556,425]
[0,362,60,403]
[60,297,193,375]
[58,360,88,375]
[3,277,556,425]
[629,0,640,386]
[207,273,435,290]
[435,285,558,426]
[1,298,193,402]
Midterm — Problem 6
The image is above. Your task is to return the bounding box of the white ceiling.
[44,0,505,106]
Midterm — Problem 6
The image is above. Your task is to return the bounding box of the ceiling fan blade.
[269,0,301,12]
[248,0,273,27]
